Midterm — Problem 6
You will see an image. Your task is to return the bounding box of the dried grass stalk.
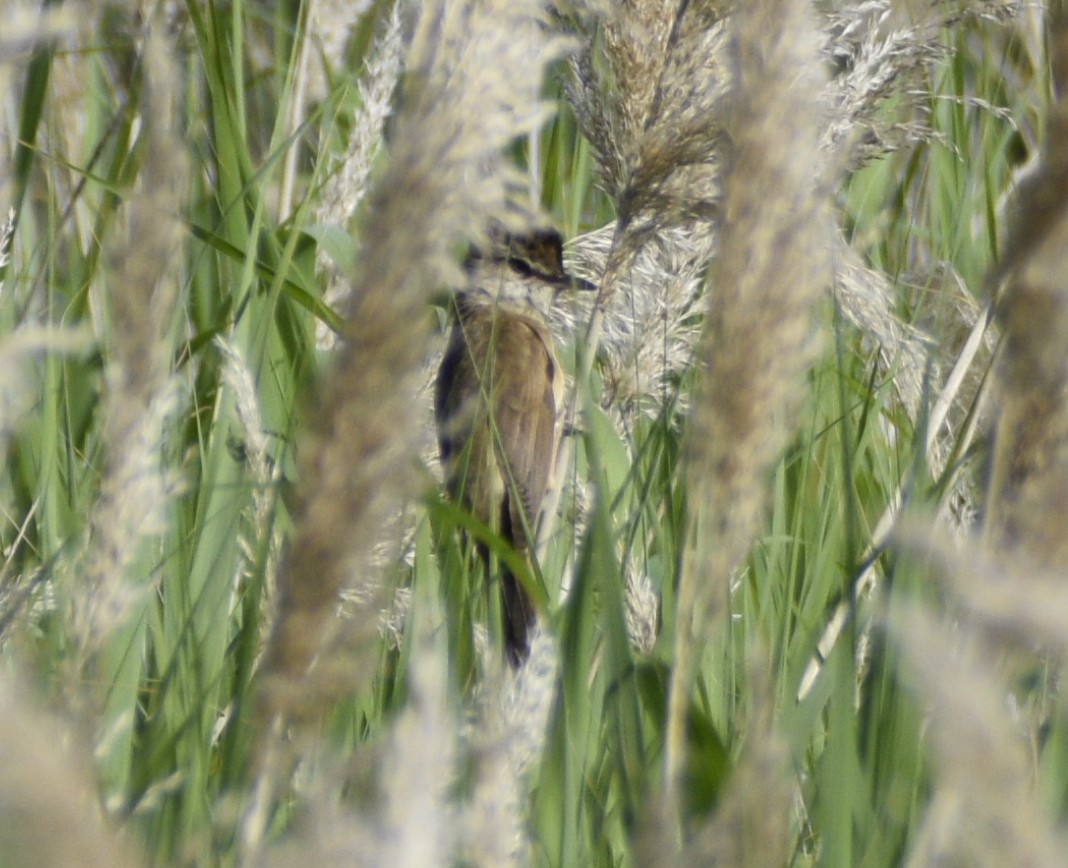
[244,6,565,852]
[985,7,1068,567]
[889,603,1067,867]
[257,0,563,723]
[0,678,142,868]
[455,629,559,865]
[894,516,1068,658]
[74,18,187,673]
[372,611,455,867]
[664,0,831,823]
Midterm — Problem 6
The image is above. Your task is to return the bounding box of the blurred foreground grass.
[1,2,1065,866]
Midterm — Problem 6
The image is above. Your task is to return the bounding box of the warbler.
[435,227,594,665]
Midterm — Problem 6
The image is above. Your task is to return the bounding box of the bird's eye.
[508,256,534,276]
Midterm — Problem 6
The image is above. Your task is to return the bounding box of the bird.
[434,226,595,666]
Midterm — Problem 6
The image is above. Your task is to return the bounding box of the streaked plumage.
[435,229,592,665]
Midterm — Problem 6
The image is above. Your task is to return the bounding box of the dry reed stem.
[894,516,1068,657]
[595,1,727,304]
[565,1,728,361]
[985,6,1068,567]
[264,611,454,868]
[245,4,565,852]
[74,15,187,676]
[570,0,692,201]
[890,603,1067,867]
[0,677,142,868]
[373,607,455,867]
[452,629,559,864]
[664,0,831,830]
[255,0,563,737]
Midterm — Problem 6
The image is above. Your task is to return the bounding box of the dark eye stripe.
[508,257,572,288]
[507,256,534,276]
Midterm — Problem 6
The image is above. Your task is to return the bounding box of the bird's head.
[464,227,596,319]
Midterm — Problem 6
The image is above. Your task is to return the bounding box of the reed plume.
[663,0,831,828]
[72,16,187,702]
[314,7,404,350]
[985,7,1068,568]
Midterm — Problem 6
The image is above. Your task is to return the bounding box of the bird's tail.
[501,566,536,667]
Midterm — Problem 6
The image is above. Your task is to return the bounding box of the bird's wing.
[489,315,558,551]
[435,315,495,511]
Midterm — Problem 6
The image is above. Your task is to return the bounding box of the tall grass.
[0,0,1065,865]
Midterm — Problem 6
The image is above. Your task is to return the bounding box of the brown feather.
[435,302,559,664]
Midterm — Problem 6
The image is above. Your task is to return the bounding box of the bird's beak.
[567,274,598,293]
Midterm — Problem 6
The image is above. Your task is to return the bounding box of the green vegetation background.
[0,2,1060,866]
